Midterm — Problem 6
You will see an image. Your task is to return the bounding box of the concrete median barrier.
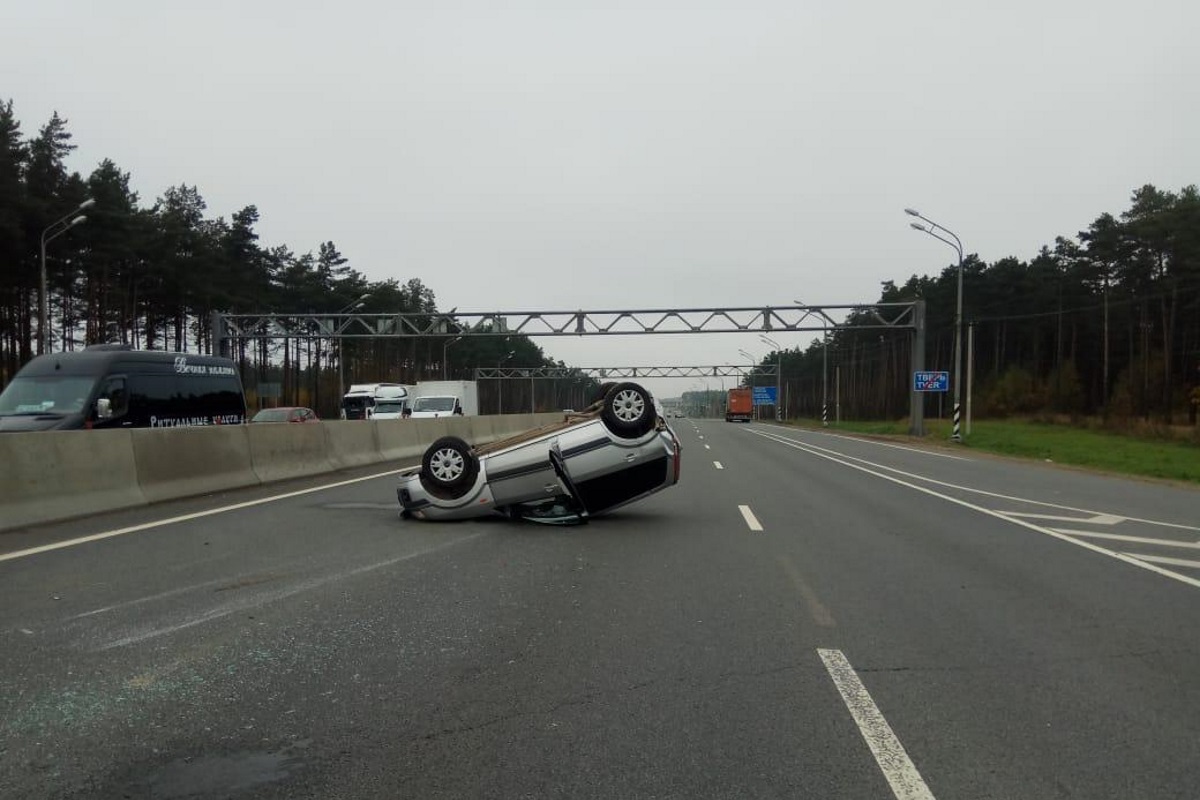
[0,430,145,532]
[323,421,383,470]
[132,425,260,505]
[1,413,574,533]
[248,423,335,483]
[375,419,426,463]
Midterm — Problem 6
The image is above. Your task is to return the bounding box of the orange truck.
[725,387,753,422]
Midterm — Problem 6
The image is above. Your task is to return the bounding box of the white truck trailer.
[406,380,479,418]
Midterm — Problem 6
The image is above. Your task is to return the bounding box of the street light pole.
[760,334,782,421]
[738,348,759,419]
[443,335,464,380]
[497,350,515,414]
[795,299,834,427]
[39,198,95,354]
[334,294,370,417]
[906,208,965,441]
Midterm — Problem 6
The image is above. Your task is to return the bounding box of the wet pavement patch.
[134,748,303,798]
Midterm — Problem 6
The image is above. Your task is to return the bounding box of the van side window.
[101,377,129,417]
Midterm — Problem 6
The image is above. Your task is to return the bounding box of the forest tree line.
[2,101,1198,424]
[0,102,594,417]
[721,183,1200,427]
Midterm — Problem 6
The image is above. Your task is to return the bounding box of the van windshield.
[0,376,94,416]
[412,396,456,413]
[374,400,406,415]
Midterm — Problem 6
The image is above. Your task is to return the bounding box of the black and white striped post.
[821,325,829,427]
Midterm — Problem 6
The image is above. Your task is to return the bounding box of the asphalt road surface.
[2,420,1198,799]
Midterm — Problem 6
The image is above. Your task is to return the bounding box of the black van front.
[0,347,247,431]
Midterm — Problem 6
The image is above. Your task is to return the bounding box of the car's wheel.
[601,382,656,438]
[421,436,479,498]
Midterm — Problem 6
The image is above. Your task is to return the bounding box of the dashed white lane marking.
[0,467,410,564]
[738,505,763,532]
[705,444,711,450]
[713,461,724,470]
[818,649,937,800]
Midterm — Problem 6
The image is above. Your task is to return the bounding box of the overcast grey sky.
[5,1,1197,398]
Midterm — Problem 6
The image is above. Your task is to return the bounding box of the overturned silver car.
[397,382,680,524]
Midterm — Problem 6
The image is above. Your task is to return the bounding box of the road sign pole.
[967,322,975,436]
[909,300,925,437]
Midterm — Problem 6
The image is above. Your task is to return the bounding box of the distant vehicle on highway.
[407,380,479,418]
[725,387,753,422]
[371,398,409,420]
[0,345,246,431]
[250,406,320,424]
[397,382,681,524]
[341,382,411,420]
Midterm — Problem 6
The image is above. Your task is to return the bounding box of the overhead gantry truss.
[213,303,917,342]
[473,365,778,380]
[210,299,929,436]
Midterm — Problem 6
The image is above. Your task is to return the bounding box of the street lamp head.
[67,215,87,228]
[904,208,920,217]
[910,222,927,232]
[78,198,96,211]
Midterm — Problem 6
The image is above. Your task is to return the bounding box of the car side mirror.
[96,397,113,420]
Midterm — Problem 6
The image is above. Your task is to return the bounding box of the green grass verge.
[782,417,1200,484]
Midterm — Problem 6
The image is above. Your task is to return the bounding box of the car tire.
[421,436,479,498]
[601,382,656,438]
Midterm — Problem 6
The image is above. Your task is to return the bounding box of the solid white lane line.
[748,428,1200,534]
[818,649,937,800]
[738,505,763,531]
[1124,553,1200,569]
[746,429,1200,590]
[1050,530,1200,550]
[0,467,411,564]
[758,423,967,461]
[713,461,724,470]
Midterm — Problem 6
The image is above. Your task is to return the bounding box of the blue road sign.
[752,386,778,405]
[913,371,950,392]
